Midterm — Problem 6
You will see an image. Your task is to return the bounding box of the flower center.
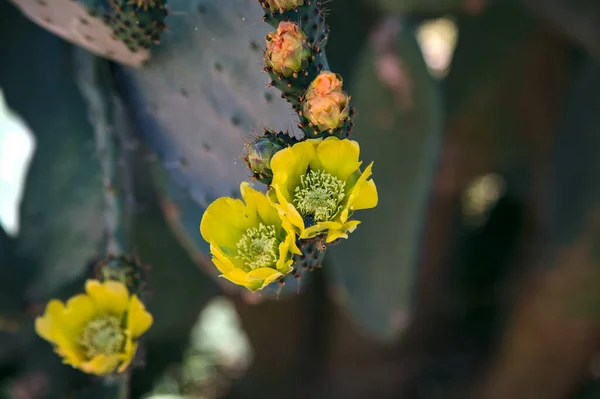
[293,169,346,224]
[80,315,125,359]
[236,223,280,270]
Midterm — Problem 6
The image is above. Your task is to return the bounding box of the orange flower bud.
[264,0,304,13]
[302,90,350,131]
[304,71,344,101]
[265,22,312,78]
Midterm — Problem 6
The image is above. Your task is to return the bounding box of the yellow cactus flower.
[302,72,350,131]
[265,22,312,78]
[269,137,378,243]
[264,0,304,13]
[35,280,153,376]
[200,182,301,291]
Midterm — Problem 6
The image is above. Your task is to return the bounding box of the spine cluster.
[104,0,168,52]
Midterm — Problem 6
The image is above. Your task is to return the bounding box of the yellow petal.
[326,220,361,243]
[80,354,122,375]
[247,268,284,290]
[63,294,98,332]
[352,178,378,211]
[345,162,377,211]
[325,229,349,243]
[85,280,129,317]
[240,182,280,228]
[270,140,317,201]
[118,340,138,373]
[126,295,153,338]
[219,268,257,289]
[303,221,342,239]
[247,267,283,282]
[35,298,87,365]
[272,186,305,233]
[34,299,65,342]
[281,218,302,255]
[211,243,245,272]
[200,197,256,250]
[317,137,361,181]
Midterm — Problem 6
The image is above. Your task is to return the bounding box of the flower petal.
[219,268,260,290]
[303,221,342,239]
[316,137,361,181]
[240,182,280,228]
[200,197,256,250]
[346,162,378,211]
[34,299,65,343]
[63,294,98,332]
[352,178,378,211]
[272,187,305,233]
[118,340,138,373]
[326,220,361,243]
[85,280,129,317]
[80,354,122,375]
[270,140,318,202]
[126,295,153,338]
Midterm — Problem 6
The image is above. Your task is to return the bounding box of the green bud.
[246,135,286,184]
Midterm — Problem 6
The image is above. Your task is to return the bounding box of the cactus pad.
[7,0,149,67]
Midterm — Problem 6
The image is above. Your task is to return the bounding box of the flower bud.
[265,22,311,78]
[246,135,286,180]
[264,0,304,13]
[303,91,350,131]
[304,71,344,101]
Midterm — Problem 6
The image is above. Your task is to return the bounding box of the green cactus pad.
[325,18,443,341]
[106,0,168,51]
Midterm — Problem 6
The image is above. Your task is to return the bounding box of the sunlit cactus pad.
[8,0,149,67]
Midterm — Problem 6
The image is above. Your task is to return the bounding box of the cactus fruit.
[105,0,168,51]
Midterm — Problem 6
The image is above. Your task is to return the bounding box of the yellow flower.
[302,72,350,131]
[35,280,153,376]
[268,137,378,243]
[200,182,301,291]
[265,22,312,78]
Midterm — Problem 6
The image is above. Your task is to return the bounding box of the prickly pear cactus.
[114,0,379,298]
